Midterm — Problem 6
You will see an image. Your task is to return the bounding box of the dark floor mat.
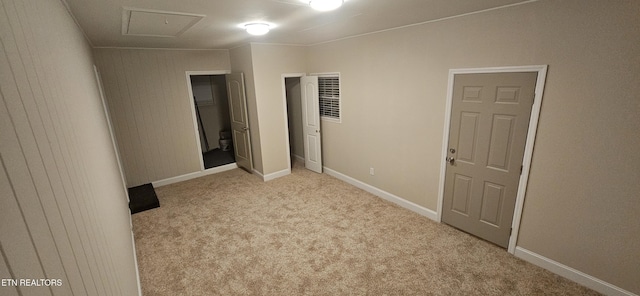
[128,183,159,214]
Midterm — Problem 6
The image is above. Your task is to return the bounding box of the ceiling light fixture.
[309,0,343,11]
[245,23,270,35]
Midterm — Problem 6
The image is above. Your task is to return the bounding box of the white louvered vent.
[318,75,340,120]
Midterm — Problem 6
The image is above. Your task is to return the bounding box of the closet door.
[301,76,322,173]
[225,73,253,172]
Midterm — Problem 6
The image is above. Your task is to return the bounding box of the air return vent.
[122,8,204,37]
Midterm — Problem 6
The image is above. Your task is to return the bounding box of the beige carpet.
[132,163,599,295]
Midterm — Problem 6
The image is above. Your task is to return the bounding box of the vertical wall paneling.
[28,0,124,293]
[0,2,72,295]
[19,4,101,292]
[0,104,50,296]
[157,52,180,174]
[94,48,231,186]
[168,51,197,175]
[149,52,173,175]
[102,51,144,186]
[121,50,154,184]
[149,50,174,179]
[6,0,92,293]
[0,0,140,294]
[0,239,19,296]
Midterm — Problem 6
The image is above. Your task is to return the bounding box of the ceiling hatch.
[122,8,205,37]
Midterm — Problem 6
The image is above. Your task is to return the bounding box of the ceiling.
[64,0,535,50]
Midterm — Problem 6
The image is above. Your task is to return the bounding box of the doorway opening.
[189,74,235,170]
[284,76,304,167]
[282,73,324,174]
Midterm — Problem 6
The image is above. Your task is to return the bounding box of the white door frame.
[281,73,306,172]
[185,70,231,171]
[436,65,548,254]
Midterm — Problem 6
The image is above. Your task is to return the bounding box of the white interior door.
[442,72,537,248]
[301,76,322,173]
[225,73,253,173]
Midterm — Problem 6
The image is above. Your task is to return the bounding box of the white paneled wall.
[93,48,230,187]
[0,0,139,295]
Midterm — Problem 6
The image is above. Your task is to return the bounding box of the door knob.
[446,156,455,165]
[242,127,249,131]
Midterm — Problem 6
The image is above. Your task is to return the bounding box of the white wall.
[93,48,230,186]
[250,44,308,175]
[305,0,640,293]
[0,0,139,294]
[229,44,264,173]
[95,44,306,181]
[229,44,308,176]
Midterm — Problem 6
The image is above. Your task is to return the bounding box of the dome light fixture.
[245,23,270,36]
[309,0,344,11]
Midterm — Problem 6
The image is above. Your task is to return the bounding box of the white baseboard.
[514,247,637,296]
[262,168,291,182]
[252,168,291,181]
[152,163,238,187]
[291,154,304,164]
[323,167,438,221]
[130,231,143,296]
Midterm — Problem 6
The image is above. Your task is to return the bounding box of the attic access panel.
[123,8,204,37]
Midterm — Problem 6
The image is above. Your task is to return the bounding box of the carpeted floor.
[132,163,600,295]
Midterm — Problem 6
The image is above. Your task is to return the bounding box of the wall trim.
[152,163,238,187]
[436,65,548,254]
[263,168,291,182]
[324,167,438,221]
[185,70,232,171]
[514,247,637,296]
[93,46,229,51]
[130,231,143,296]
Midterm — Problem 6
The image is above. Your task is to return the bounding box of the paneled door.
[442,72,537,248]
[300,76,322,173]
[225,73,253,173]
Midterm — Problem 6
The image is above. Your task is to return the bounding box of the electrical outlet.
[369,167,375,175]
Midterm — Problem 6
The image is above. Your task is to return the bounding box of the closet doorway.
[188,74,235,170]
[283,74,323,173]
[285,76,304,166]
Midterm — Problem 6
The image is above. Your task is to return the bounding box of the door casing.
[436,65,548,254]
[185,70,231,171]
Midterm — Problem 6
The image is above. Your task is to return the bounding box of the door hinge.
[510,228,513,236]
